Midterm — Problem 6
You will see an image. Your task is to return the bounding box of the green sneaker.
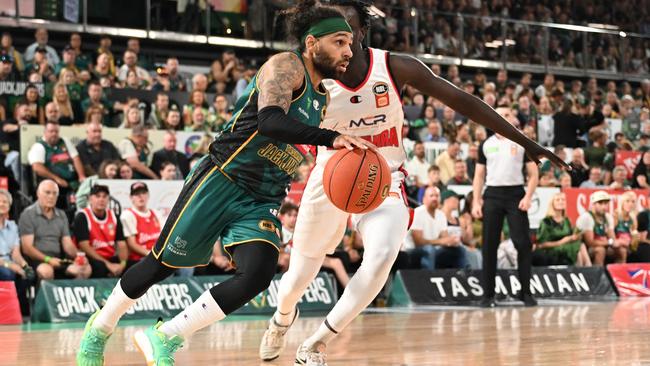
[76,311,111,366]
[133,320,184,366]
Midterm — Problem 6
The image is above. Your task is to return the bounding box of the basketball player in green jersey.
[76,2,374,365]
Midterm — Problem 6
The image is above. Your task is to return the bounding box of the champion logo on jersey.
[372,82,390,108]
[350,95,362,104]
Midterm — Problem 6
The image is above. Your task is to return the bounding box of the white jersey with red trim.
[292,48,410,259]
[319,48,406,174]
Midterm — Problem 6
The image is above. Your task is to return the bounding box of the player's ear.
[305,35,318,52]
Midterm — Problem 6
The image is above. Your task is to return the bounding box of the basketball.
[323,148,392,214]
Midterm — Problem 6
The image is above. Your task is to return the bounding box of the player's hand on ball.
[332,134,377,151]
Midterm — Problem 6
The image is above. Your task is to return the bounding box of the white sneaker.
[294,341,328,366]
[259,308,300,361]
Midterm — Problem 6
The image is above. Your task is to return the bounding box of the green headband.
[301,17,352,45]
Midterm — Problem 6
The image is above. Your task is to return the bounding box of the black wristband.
[258,106,340,147]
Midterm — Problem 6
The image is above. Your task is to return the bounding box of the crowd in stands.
[359,0,650,72]
[0,8,648,315]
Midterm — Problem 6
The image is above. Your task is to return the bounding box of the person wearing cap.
[73,184,127,278]
[576,191,627,265]
[118,124,158,179]
[54,44,79,76]
[0,52,20,82]
[120,182,162,267]
[23,27,60,65]
[25,46,56,83]
[151,66,172,92]
[405,186,464,270]
[472,105,539,307]
[1,32,23,73]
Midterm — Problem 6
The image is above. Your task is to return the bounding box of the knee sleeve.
[120,254,175,299]
[209,242,278,314]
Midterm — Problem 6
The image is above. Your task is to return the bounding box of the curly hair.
[285,0,347,51]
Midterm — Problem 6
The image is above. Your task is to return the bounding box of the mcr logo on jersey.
[372,82,390,108]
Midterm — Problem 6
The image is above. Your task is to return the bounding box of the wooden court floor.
[3,299,650,366]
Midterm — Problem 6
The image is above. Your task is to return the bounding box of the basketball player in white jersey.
[259,1,569,365]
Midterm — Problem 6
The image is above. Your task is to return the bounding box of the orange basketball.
[323,148,392,214]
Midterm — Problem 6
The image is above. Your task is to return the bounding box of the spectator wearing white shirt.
[24,28,60,65]
[405,186,463,270]
[117,50,153,86]
[117,125,158,179]
[576,191,627,265]
[28,121,86,208]
[404,142,430,188]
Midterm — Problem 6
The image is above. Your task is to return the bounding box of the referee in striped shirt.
[472,105,539,308]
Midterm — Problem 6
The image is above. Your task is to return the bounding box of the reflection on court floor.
[3,299,650,365]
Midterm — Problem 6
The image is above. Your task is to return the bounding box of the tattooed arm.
[257,52,305,112]
[388,54,569,169]
[256,52,374,150]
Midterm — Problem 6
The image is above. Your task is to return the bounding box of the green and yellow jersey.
[209,51,326,204]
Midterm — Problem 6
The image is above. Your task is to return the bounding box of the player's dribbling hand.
[332,134,377,151]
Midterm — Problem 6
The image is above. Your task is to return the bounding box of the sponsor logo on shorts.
[258,220,277,233]
[169,236,188,256]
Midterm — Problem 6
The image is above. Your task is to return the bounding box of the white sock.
[93,280,137,334]
[158,291,226,339]
[304,202,407,347]
[304,320,339,348]
[274,250,323,325]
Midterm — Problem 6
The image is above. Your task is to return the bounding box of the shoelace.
[306,351,326,365]
[84,331,106,354]
[265,328,285,346]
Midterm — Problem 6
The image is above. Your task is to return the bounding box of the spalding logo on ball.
[323,148,392,214]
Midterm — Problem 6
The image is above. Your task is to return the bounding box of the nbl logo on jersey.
[372,82,390,108]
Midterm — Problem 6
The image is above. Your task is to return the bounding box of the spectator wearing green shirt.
[584,129,608,167]
[535,192,591,266]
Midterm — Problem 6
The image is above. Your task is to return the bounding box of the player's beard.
[313,50,344,80]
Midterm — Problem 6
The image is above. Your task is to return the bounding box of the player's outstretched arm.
[256,52,374,150]
[388,54,569,169]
